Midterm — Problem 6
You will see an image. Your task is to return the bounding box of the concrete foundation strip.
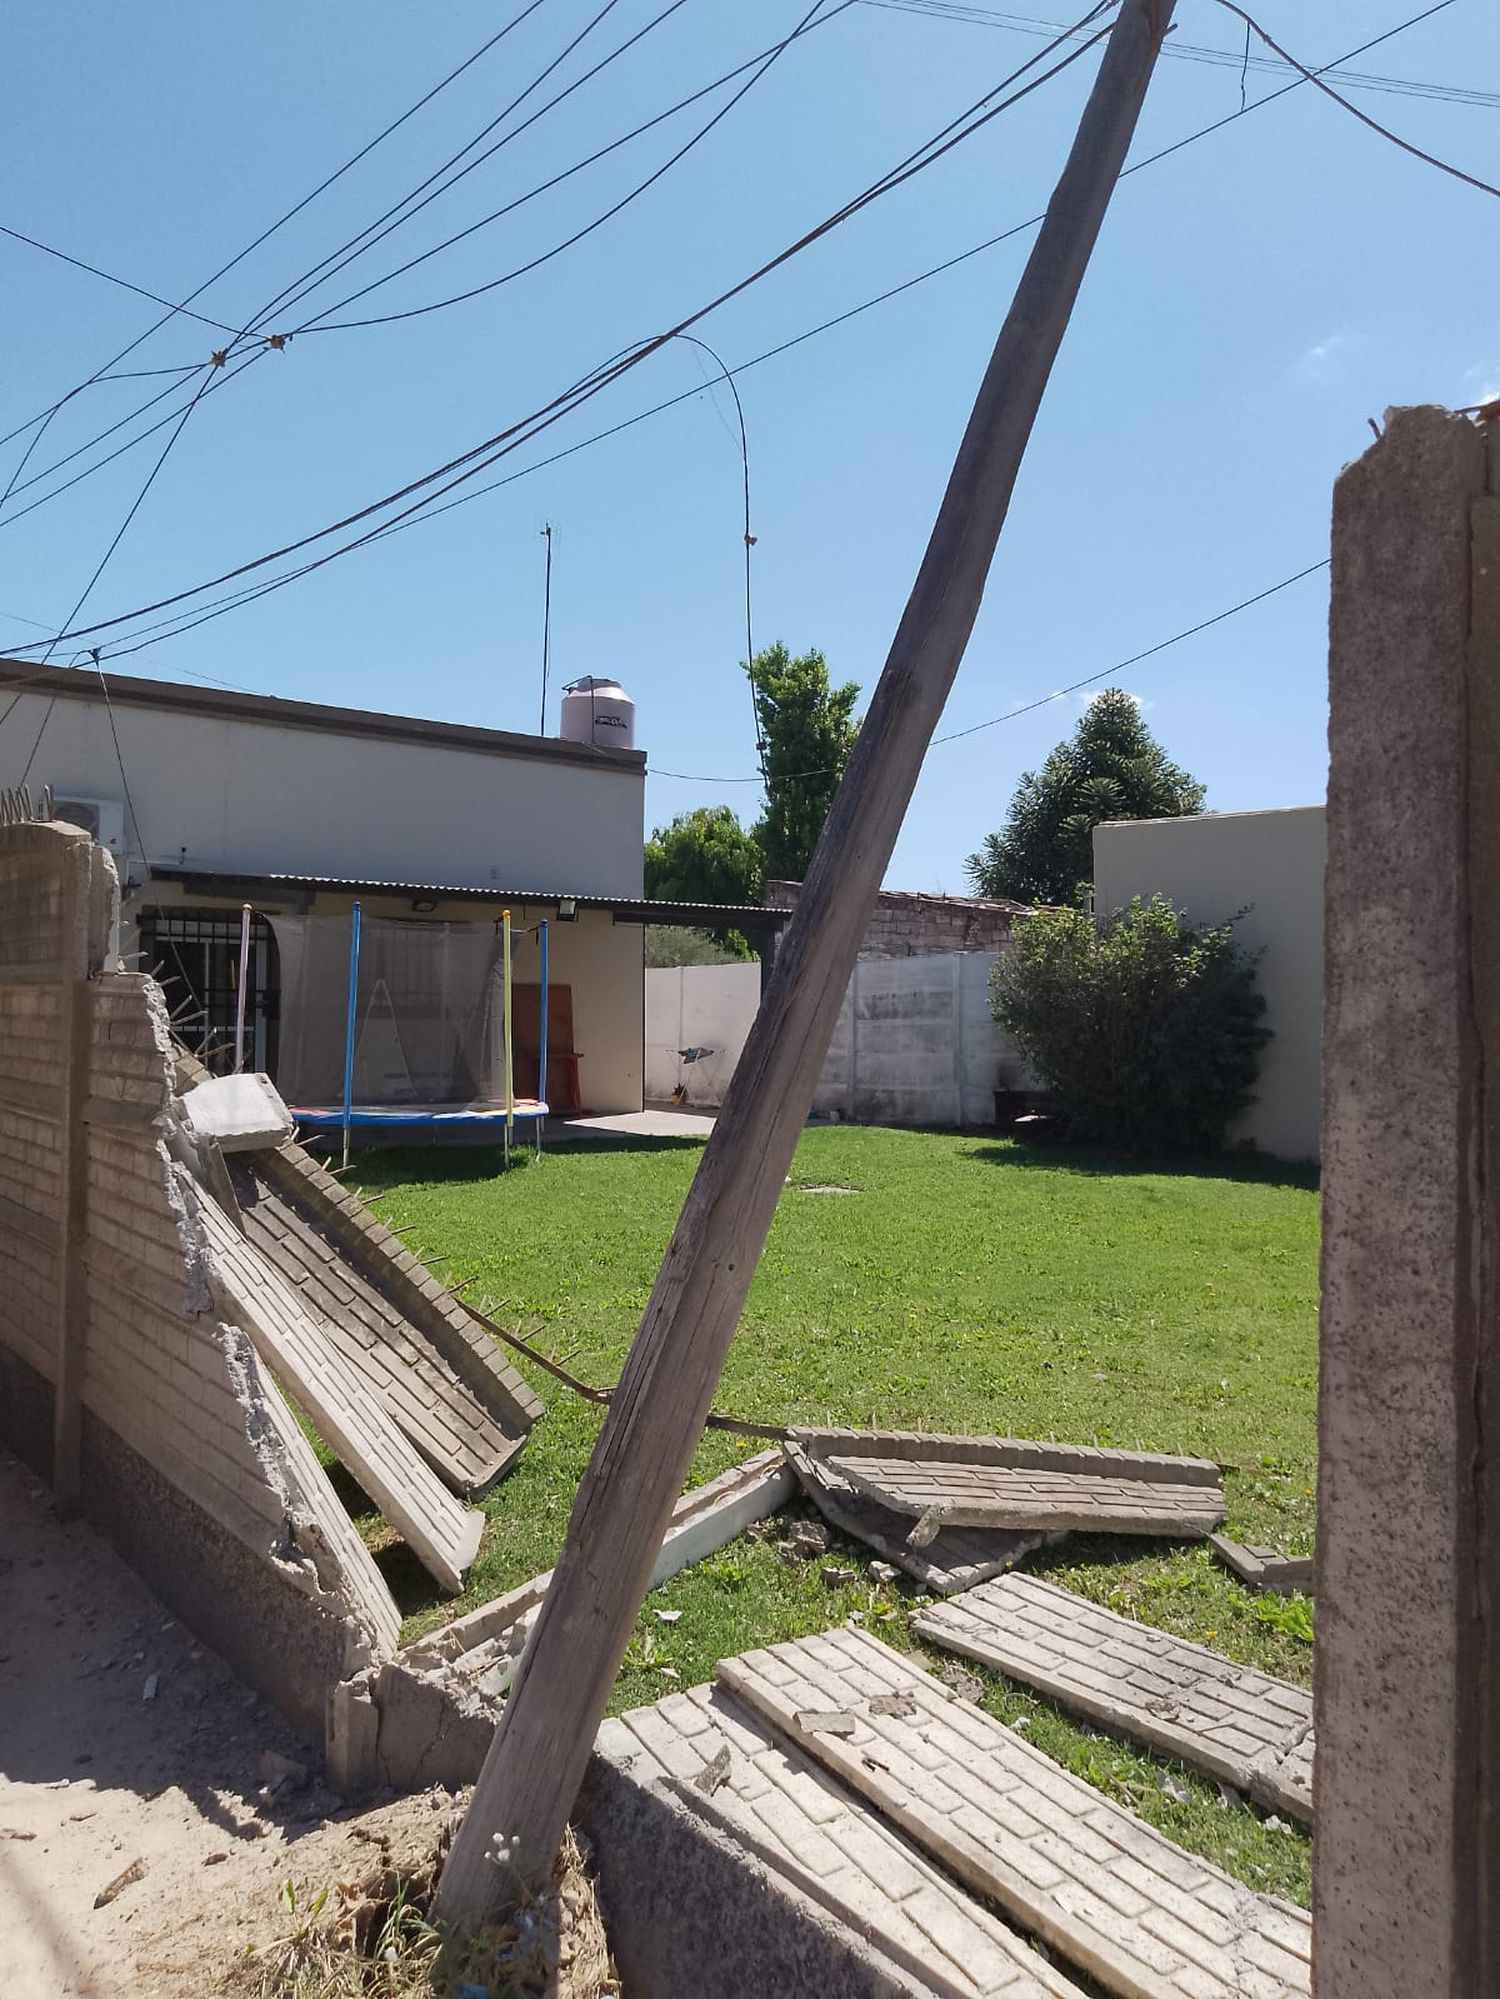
[913,1574,1314,1826]
[826,1457,1226,1539]
[599,1682,1088,1998]
[401,1448,795,1673]
[196,1192,483,1594]
[719,1627,1311,1999]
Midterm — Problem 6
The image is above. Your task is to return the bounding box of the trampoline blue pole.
[342,901,362,1171]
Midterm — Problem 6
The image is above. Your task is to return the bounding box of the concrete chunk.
[179,1073,295,1153]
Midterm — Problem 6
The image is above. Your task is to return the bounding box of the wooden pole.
[437,0,1176,1920]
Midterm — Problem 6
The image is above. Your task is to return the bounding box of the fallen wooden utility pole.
[437,0,1176,1920]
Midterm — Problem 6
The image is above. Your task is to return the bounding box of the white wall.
[1093,807,1325,1162]
[646,963,761,1105]
[646,954,1028,1124]
[0,687,643,899]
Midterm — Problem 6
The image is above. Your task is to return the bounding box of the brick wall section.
[0,819,401,1693]
[764,880,1031,959]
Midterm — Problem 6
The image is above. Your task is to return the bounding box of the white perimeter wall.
[1093,806,1325,1162]
[0,687,643,899]
[647,955,1031,1126]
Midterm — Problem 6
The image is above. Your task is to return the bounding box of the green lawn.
[352,1126,1320,1905]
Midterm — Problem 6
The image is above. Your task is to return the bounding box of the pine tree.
[966,689,1205,906]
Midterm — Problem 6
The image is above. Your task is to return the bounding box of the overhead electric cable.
[5,4,1111,657]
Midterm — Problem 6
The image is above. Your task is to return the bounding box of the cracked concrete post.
[1317,406,1498,1997]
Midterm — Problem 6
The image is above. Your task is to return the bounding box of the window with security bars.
[138,907,280,1078]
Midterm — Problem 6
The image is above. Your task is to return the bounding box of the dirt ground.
[0,1448,457,1999]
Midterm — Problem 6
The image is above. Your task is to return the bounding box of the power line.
[5,6,1111,659]
[1216,1,1500,201]
[0,0,570,531]
[0,224,239,331]
[647,559,1332,782]
[289,4,854,337]
[861,0,1496,108]
[248,0,693,340]
[205,0,1461,569]
[0,0,717,532]
[1,0,561,465]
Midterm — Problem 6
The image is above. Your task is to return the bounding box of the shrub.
[989,894,1270,1155]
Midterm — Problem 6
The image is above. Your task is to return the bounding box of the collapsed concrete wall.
[0,814,401,1740]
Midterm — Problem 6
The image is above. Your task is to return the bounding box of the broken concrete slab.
[592,1681,1086,1998]
[196,1190,483,1594]
[827,1456,1225,1540]
[228,1154,519,1495]
[787,1442,1049,1596]
[178,1072,295,1153]
[792,1428,1223,1488]
[720,1627,1311,1999]
[1208,1533,1315,1597]
[913,1573,1314,1825]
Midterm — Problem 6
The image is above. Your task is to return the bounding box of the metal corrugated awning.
[146,866,789,933]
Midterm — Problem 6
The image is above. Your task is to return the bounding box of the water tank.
[560,676,636,752]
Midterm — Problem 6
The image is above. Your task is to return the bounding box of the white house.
[0,659,773,1118]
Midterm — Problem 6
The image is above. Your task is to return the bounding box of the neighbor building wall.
[0,671,644,900]
[764,881,1026,958]
[645,953,1029,1124]
[1092,807,1325,1162]
[0,818,400,1736]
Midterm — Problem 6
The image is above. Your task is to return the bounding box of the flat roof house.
[0,658,758,1121]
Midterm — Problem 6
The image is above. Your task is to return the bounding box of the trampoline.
[289,903,552,1167]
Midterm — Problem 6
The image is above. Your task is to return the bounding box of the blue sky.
[3,1,1496,889]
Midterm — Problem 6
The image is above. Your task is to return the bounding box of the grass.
[346,1126,1320,1905]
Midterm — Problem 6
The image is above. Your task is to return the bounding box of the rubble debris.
[794,1709,858,1738]
[1209,1532,1316,1596]
[935,1659,985,1704]
[94,1857,147,1908]
[258,1749,311,1798]
[821,1564,859,1587]
[692,1746,732,1796]
[178,1072,296,1153]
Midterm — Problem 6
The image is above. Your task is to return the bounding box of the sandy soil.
[0,1448,456,1999]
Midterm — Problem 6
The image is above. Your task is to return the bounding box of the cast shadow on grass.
[346,1134,707,1195]
[965,1135,1319,1194]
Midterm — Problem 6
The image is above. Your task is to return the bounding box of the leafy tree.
[643,926,746,968]
[966,690,1204,906]
[989,894,1269,1155]
[748,642,860,884]
[644,805,762,958]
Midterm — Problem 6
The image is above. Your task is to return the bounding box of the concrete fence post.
[1316,406,1498,1996]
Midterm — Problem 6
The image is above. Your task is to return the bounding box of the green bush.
[990,894,1270,1156]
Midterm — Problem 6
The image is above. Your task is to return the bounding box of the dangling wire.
[670,332,765,786]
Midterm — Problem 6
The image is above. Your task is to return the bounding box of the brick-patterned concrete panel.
[600,1684,1086,1998]
[914,1576,1314,1825]
[829,1457,1225,1539]
[793,1428,1222,1488]
[719,1628,1310,1999]
[231,1157,520,1492]
[198,1190,483,1594]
